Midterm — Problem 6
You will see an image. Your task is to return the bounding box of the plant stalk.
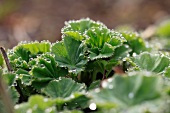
[0,46,25,103]
[0,47,13,71]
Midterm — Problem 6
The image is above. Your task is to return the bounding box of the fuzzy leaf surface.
[86,27,124,60]
[90,72,163,109]
[43,77,86,98]
[131,52,170,73]
[62,18,105,34]
[52,35,88,74]
[121,32,149,54]
[31,54,68,89]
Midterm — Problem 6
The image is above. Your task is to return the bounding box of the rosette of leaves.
[85,27,125,60]
[7,41,51,71]
[6,41,51,84]
[129,52,170,74]
[52,35,88,74]
[62,18,106,34]
[90,71,170,113]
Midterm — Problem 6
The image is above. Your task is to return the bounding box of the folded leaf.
[85,27,125,60]
[31,54,68,89]
[52,35,88,74]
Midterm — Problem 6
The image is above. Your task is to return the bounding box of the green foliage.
[85,27,125,60]
[31,54,68,89]
[43,77,86,98]
[121,32,149,54]
[62,18,105,34]
[90,72,170,112]
[52,35,87,74]
[130,52,170,73]
[1,18,170,113]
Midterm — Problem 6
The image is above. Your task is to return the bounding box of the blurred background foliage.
[0,0,170,48]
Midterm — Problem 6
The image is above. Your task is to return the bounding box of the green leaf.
[88,80,101,90]
[131,52,170,73]
[64,92,89,109]
[90,71,163,110]
[121,32,149,54]
[86,27,125,60]
[15,41,51,55]
[31,54,68,89]
[8,41,51,71]
[43,77,86,98]
[63,31,85,41]
[2,73,16,86]
[15,95,57,113]
[9,86,19,104]
[0,87,19,113]
[52,35,88,74]
[164,66,170,78]
[15,94,88,112]
[62,18,105,34]
[112,44,131,60]
[16,69,31,85]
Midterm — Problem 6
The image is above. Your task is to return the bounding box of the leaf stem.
[0,47,25,103]
[0,47,13,71]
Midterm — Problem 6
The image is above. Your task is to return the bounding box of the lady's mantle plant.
[0,18,170,113]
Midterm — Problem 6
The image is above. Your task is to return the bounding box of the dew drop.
[94,88,100,93]
[122,58,126,62]
[89,103,97,110]
[26,109,32,113]
[108,85,113,89]
[14,105,19,109]
[128,92,134,99]
[70,94,75,98]
[125,45,129,48]
[102,81,108,88]
[45,108,52,113]
[69,69,76,73]
[44,98,48,102]
[16,75,19,79]
[40,64,45,68]
[107,78,113,82]
[12,82,17,86]
[132,53,137,57]
[29,58,33,61]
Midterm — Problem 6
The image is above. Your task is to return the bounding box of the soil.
[0,0,170,48]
